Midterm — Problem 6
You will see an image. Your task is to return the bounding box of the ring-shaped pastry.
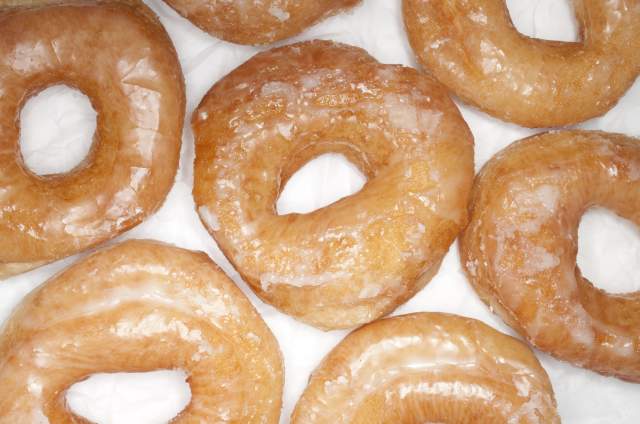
[162,0,361,45]
[193,40,474,330]
[292,312,559,423]
[0,0,185,278]
[403,0,640,127]
[460,130,640,381]
[0,240,283,422]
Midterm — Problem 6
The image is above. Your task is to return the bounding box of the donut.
[460,130,640,381]
[162,0,361,45]
[402,0,640,127]
[193,40,474,330]
[0,240,283,422]
[291,312,559,423]
[0,0,185,279]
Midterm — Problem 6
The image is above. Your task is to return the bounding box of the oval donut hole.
[19,85,97,177]
[578,207,640,295]
[66,370,191,423]
[276,152,367,215]
[506,0,578,42]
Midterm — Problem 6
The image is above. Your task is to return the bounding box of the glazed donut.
[403,0,640,127]
[291,313,559,423]
[0,240,283,422]
[0,0,185,279]
[162,0,361,45]
[193,40,474,330]
[460,130,640,381]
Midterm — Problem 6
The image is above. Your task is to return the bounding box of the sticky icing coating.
[193,40,475,330]
[291,312,559,423]
[0,239,284,423]
[403,0,640,127]
[460,130,640,381]
[162,0,361,45]
[0,0,185,279]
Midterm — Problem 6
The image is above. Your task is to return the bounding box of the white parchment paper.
[3,0,640,422]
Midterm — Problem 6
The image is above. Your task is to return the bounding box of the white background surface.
[4,0,640,422]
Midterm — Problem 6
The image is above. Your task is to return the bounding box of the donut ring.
[0,0,185,279]
[291,313,559,423]
[460,130,640,381]
[193,40,474,330]
[162,0,361,45]
[403,0,640,127]
[0,240,283,422]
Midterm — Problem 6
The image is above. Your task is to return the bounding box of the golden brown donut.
[460,130,640,381]
[0,239,283,422]
[162,0,361,45]
[291,312,559,423]
[0,0,185,279]
[193,40,474,330]
[403,0,640,127]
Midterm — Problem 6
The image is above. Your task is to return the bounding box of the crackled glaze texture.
[403,0,640,127]
[0,240,284,423]
[0,0,185,279]
[193,40,474,330]
[460,130,640,381]
[162,0,361,45]
[291,313,559,423]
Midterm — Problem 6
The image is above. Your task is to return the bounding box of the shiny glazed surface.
[291,312,559,423]
[0,240,284,423]
[460,130,640,381]
[162,0,361,45]
[403,0,640,127]
[193,40,474,330]
[0,0,185,279]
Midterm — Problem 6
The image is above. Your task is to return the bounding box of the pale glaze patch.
[0,240,283,422]
[0,0,185,279]
[460,130,640,381]
[193,40,474,330]
[162,0,361,45]
[403,0,640,127]
[291,313,559,423]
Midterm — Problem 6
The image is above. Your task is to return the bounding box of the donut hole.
[276,152,367,215]
[19,85,97,176]
[66,370,191,423]
[506,0,579,42]
[577,207,640,294]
